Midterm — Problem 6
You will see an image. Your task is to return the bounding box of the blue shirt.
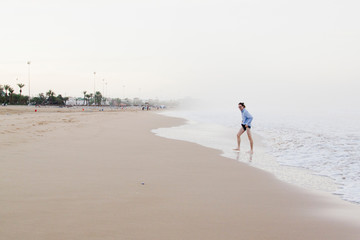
[241,108,253,127]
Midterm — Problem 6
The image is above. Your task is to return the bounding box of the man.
[233,102,254,153]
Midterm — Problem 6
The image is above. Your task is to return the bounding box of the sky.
[1,0,359,111]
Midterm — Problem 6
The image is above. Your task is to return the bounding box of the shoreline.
[1,106,360,239]
[153,111,351,204]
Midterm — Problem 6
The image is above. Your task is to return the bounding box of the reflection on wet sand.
[235,151,253,163]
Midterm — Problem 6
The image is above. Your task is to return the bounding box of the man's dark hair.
[238,102,246,108]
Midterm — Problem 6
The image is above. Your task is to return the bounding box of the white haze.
[0,0,359,114]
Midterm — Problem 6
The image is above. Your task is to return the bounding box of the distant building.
[66,97,86,106]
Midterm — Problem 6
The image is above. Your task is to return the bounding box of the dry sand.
[1,105,360,240]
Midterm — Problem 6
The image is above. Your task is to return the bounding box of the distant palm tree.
[63,97,69,105]
[4,85,10,96]
[46,90,55,98]
[17,83,25,96]
[46,90,55,104]
[0,85,3,100]
[89,93,93,105]
[4,85,10,103]
[95,91,102,106]
[84,94,89,105]
[83,91,87,105]
[9,87,14,104]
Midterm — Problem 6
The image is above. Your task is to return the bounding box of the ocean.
[153,106,360,204]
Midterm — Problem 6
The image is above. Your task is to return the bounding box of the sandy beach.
[1,106,360,240]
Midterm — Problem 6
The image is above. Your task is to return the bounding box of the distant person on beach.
[234,102,254,153]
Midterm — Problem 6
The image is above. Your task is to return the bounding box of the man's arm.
[243,111,253,127]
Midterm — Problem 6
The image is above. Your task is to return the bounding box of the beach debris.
[141,182,145,185]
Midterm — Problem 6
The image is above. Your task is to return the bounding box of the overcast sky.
[1,0,359,110]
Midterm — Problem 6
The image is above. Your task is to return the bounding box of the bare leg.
[246,128,254,153]
[233,128,245,151]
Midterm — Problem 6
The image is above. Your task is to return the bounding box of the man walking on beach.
[234,102,254,153]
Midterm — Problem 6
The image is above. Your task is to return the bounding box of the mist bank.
[176,79,360,120]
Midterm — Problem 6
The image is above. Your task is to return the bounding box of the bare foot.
[233,148,240,151]
[247,150,253,154]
